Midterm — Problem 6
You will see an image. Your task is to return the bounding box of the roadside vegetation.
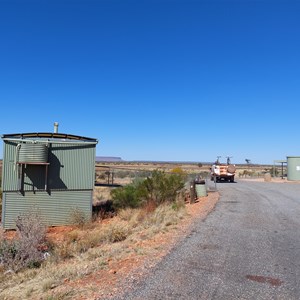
[0,170,188,299]
[0,192,1,214]
[0,175,2,222]
[111,169,185,210]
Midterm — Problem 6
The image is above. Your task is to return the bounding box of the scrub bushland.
[0,201,187,300]
[0,170,188,299]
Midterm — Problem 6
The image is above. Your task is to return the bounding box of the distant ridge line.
[96,156,123,162]
[127,160,209,165]
[95,158,271,166]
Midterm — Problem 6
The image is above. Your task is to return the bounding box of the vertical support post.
[45,164,48,190]
[18,164,22,191]
[18,164,25,194]
[190,180,196,204]
[214,175,217,190]
[107,171,110,185]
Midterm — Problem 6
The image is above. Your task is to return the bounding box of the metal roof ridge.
[1,132,98,142]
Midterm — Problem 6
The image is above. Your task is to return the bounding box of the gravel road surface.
[114,180,300,300]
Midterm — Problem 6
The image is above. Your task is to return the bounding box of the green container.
[287,156,300,181]
[18,143,48,163]
[195,183,207,198]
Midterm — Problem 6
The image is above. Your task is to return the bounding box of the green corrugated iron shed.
[1,132,98,229]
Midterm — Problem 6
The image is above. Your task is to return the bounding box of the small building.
[1,129,98,229]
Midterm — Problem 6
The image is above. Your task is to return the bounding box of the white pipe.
[14,143,22,172]
[54,122,59,133]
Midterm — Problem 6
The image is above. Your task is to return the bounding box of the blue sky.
[0,0,299,164]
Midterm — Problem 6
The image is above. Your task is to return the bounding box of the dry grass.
[93,186,113,203]
[0,200,187,300]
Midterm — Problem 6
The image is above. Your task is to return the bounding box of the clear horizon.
[1,0,299,165]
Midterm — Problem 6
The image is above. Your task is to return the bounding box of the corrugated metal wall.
[2,190,92,229]
[2,141,96,191]
[49,143,95,190]
[2,141,19,191]
[2,139,96,229]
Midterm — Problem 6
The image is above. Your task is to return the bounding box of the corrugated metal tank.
[195,183,207,197]
[18,143,48,163]
[287,156,300,181]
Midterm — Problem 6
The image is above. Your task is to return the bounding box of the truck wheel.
[230,176,234,183]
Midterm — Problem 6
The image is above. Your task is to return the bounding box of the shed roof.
[2,132,98,143]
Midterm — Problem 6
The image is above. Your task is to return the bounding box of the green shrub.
[141,170,185,205]
[111,170,185,211]
[111,184,143,211]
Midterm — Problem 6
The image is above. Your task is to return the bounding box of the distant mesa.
[96,156,123,162]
